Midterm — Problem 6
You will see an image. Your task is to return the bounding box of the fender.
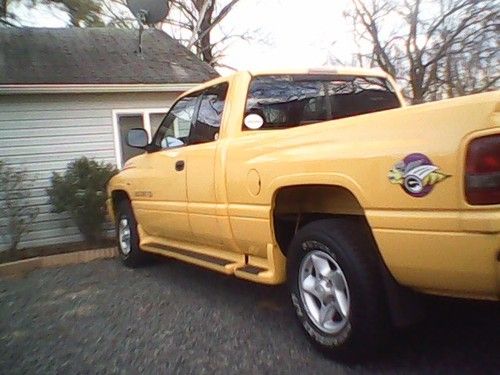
[267,172,368,208]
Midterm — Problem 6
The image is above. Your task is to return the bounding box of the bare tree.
[341,0,499,103]
[0,0,21,26]
[0,161,39,253]
[1,0,6,17]
[158,0,247,66]
[43,0,104,26]
[1,0,105,26]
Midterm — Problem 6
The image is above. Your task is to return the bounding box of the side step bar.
[141,242,286,285]
[235,244,286,284]
[141,243,240,275]
[237,265,266,275]
[164,247,233,267]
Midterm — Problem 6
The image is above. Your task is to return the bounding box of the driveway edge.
[0,247,118,278]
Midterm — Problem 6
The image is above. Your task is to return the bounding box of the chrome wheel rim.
[298,249,350,334]
[118,217,131,255]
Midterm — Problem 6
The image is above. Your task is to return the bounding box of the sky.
[214,0,354,71]
[9,0,357,75]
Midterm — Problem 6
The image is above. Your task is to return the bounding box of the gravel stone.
[0,258,499,374]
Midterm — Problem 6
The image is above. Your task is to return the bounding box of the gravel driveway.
[0,257,499,374]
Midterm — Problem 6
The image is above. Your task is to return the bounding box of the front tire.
[287,217,388,360]
[115,199,147,267]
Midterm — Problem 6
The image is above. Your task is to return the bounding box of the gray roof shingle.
[0,27,219,85]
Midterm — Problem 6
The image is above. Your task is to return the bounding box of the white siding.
[0,91,179,251]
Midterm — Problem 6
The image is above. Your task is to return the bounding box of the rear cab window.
[244,74,401,130]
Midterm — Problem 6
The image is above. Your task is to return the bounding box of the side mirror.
[127,128,148,149]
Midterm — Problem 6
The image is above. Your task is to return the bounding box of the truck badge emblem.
[135,191,153,198]
[388,153,450,197]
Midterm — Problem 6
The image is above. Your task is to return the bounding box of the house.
[0,27,218,250]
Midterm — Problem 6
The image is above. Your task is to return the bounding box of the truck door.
[133,94,199,243]
[184,83,229,249]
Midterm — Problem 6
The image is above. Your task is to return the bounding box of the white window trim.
[112,108,169,169]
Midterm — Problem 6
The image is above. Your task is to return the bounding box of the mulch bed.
[0,239,115,264]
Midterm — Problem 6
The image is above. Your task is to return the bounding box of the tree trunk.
[1,0,8,18]
[195,0,215,64]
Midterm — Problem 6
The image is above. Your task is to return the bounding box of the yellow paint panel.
[230,217,272,257]
[135,209,190,242]
[227,204,270,219]
[188,213,224,247]
[373,229,500,300]
[366,209,461,232]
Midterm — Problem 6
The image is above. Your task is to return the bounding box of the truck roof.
[182,67,393,97]
[247,67,389,78]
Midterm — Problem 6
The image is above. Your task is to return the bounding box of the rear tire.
[287,217,389,361]
[115,199,147,268]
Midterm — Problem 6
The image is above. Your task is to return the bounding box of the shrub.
[47,157,117,245]
[0,161,39,252]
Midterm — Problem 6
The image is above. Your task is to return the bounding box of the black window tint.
[245,77,325,129]
[188,83,228,144]
[328,77,401,120]
[244,75,400,130]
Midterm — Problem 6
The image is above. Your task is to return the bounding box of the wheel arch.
[271,184,365,257]
[111,189,131,216]
[271,183,425,327]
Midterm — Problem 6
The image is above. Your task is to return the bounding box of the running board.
[141,243,242,275]
[141,242,286,285]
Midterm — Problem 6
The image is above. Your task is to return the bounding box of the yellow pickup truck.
[106,68,499,358]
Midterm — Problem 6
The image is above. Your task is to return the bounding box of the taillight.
[465,134,500,205]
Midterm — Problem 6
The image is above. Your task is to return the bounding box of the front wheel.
[287,217,389,360]
[115,199,147,267]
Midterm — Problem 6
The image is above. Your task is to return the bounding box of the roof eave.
[0,83,199,95]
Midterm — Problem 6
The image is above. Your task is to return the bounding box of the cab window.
[244,75,401,130]
[189,83,228,144]
[153,83,228,148]
[154,95,198,148]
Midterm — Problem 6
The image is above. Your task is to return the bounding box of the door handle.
[175,160,185,171]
